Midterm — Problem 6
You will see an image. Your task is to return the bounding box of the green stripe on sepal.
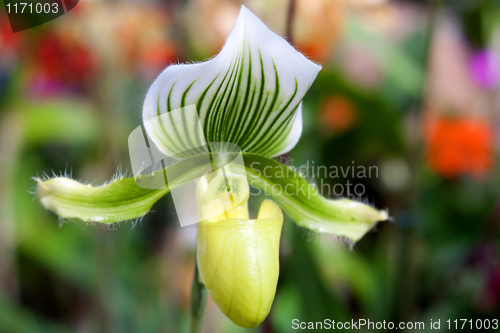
[243,154,388,242]
[143,6,321,158]
[37,154,386,241]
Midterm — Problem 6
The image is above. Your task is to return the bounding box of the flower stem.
[190,258,207,333]
[285,0,297,43]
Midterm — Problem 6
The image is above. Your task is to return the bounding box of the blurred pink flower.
[469,50,500,90]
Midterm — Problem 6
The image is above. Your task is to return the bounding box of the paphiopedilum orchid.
[36,6,387,330]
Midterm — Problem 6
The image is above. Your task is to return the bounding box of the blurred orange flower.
[293,0,343,63]
[27,31,96,97]
[424,115,495,178]
[184,0,240,57]
[319,95,357,133]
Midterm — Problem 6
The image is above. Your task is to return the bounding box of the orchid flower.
[36,6,387,329]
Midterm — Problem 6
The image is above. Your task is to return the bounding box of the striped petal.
[143,5,321,157]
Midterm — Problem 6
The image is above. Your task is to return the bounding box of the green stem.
[189,258,207,333]
[391,0,443,323]
[285,0,297,43]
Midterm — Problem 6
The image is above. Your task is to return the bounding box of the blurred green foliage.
[0,0,499,332]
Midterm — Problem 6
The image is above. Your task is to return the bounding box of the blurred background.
[0,0,499,332]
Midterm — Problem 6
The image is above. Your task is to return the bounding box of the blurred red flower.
[0,21,22,53]
[424,115,495,178]
[35,32,96,85]
[293,0,343,64]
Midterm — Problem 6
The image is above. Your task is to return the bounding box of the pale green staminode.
[36,6,387,329]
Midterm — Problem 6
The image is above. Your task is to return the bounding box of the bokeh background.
[1,0,500,332]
